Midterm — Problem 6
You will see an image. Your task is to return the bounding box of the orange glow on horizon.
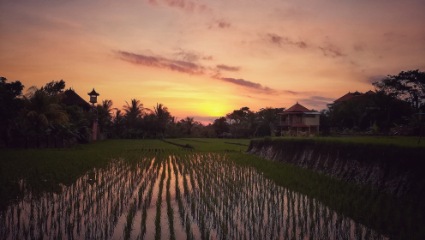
[0,0,424,124]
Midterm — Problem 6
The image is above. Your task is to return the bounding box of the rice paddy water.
[0,152,387,240]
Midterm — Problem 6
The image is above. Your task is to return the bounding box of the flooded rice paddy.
[1,153,387,240]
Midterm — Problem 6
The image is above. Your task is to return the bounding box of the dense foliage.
[324,69,424,135]
[1,69,423,147]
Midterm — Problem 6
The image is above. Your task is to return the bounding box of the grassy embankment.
[1,136,424,239]
[242,136,425,240]
[272,135,425,147]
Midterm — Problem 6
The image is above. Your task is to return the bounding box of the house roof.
[333,91,363,103]
[284,102,311,112]
[61,89,91,111]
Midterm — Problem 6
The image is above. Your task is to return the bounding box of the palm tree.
[153,103,171,137]
[180,117,195,136]
[24,88,69,147]
[112,109,125,138]
[123,99,146,127]
[123,99,148,137]
[97,99,113,136]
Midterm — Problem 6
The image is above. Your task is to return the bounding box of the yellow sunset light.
[198,101,229,118]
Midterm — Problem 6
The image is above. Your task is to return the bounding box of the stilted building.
[279,102,320,136]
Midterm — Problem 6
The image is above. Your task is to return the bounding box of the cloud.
[217,20,231,29]
[117,50,286,95]
[301,96,335,110]
[117,51,205,75]
[147,0,210,13]
[318,44,344,58]
[266,33,347,59]
[216,64,240,72]
[174,49,213,62]
[191,115,218,124]
[267,33,308,49]
[353,43,365,52]
[365,75,386,84]
[219,77,278,94]
[207,19,232,30]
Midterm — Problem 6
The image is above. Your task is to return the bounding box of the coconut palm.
[24,87,69,147]
[122,99,149,138]
[112,109,125,138]
[97,99,113,136]
[123,99,146,126]
[153,103,172,137]
[179,117,195,136]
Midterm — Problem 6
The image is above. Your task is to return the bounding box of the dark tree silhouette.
[97,99,113,137]
[212,117,229,136]
[0,77,24,146]
[153,103,172,137]
[24,87,69,147]
[373,70,425,110]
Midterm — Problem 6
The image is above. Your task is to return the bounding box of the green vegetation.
[1,137,424,239]
[269,135,425,148]
[230,151,425,239]
[2,69,424,148]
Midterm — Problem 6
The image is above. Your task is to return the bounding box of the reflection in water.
[0,154,387,240]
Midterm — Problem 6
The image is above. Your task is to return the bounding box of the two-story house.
[279,102,320,136]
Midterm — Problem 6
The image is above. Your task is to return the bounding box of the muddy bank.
[248,139,425,198]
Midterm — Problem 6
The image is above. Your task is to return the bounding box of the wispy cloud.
[365,75,386,84]
[216,64,240,72]
[174,48,213,62]
[301,95,335,110]
[147,0,210,13]
[117,50,282,95]
[318,43,345,58]
[217,20,231,29]
[267,33,308,49]
[210,19,231,29]
[117,51,205,75]
[266,33,346,58]
[218,77,278,94]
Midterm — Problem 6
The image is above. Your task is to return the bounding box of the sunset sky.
[1,0,424,123]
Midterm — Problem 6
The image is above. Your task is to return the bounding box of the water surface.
[0,153,387,239]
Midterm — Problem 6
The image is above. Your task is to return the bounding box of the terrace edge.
[247,138,425,199]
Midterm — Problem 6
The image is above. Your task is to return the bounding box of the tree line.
[1,69,424,147]
[322,69,425,135]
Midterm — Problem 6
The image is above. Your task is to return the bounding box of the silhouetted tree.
[373,69,425,110]
[254,107,284,136]
[123,99,147,137]
[226,107,256,137]
[40,80,66,96]
[0,77,24,146]
[328,91,413,133]
[212,117,229,136]
[111,109,125,138]
[24,87,69,147]
[179,117,195,136]
[153,103,172,137]
[97,99,113,137]
[65,105,90,143]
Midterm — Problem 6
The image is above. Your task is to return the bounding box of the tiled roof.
[61,89,91,111]
[333,91,362,103]
[284,102,311,112]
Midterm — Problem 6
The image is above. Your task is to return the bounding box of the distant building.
[61,89,91,111]
[279,102,320,136]
[328,90,375,109]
